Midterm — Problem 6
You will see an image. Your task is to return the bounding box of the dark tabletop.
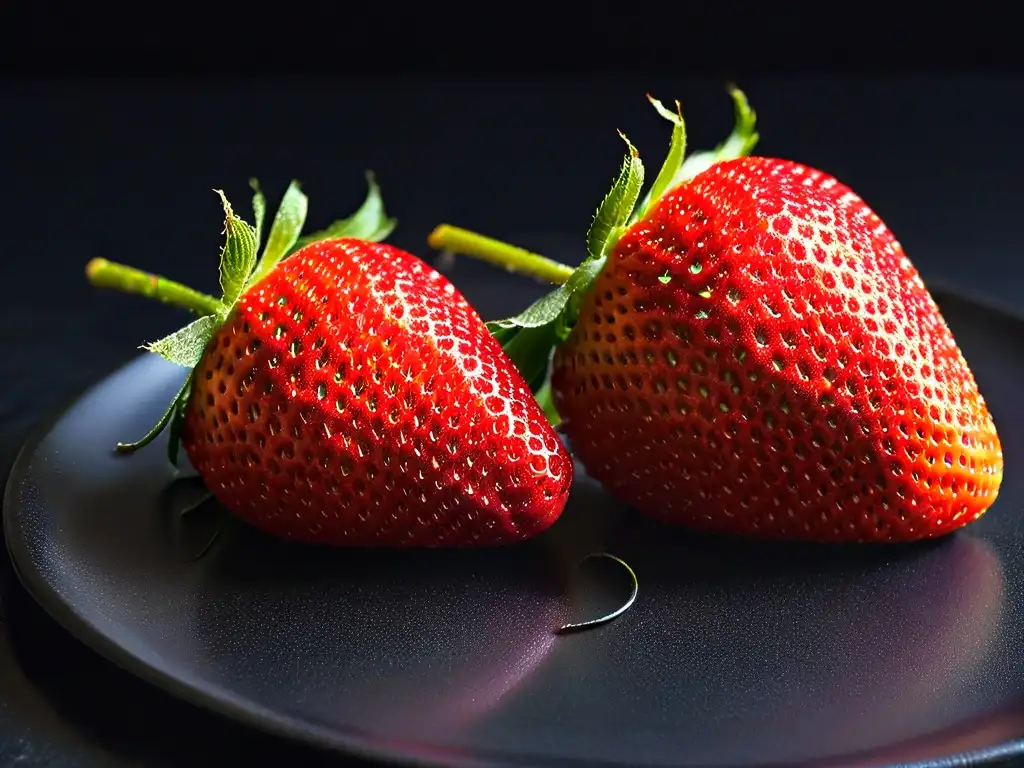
[1,75,1022,766]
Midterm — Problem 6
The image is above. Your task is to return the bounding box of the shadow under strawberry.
[528,516,1011,766]
[172,457,1010,766]
[171,469,636,750]
[11,403,638,762]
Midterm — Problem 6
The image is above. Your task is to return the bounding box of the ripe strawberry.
[428,89,1003,543]
[86,176,571,547]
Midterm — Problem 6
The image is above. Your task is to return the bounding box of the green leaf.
[496,324,559,395]
[250,180,309,283]
[486,131,646,391]
[676,86,759,183]
[486,258,605,391]
[558,259,609,337]
[143,314,221,368]
[638,95,687,219]
[292,171,397,252]
[249,178,266,248]
[214,190,259,307]
[481,88,758,412]
[488,258,605,336]
[488,323,517,344]
[488,286,573,332]
[534,380,561,427]
[165,371,193,466]
[585,132,644,262]
[127,315,216,459]
[115,373,193,455]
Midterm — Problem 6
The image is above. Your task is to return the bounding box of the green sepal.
[487,257,605,335]
[249,178,267,248]
[477,86,760,425]
[635,87,758,220]
[143,314,221,368]
[291,171,397,253]
[251,180,309,283]
[214,190,259,308]
[115,372,194,455]
[586,132,645,262]
[100,175,399,466]
[534,380,560,427]
[165,371,193,466]
[487,323,560,425]
[485,256,606,421]
[497,324,559,389]
[109,188,257,459]
[638,96,686,219]
[489,130,643,341]
[486,134,646,407]
[675,86,759,184]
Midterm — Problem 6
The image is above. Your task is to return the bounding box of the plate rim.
[5,286,1024,768]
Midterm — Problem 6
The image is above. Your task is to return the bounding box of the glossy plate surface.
[5,288,1024,768]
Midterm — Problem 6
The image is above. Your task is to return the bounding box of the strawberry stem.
[427,224,573,285]
[85,258,223,316]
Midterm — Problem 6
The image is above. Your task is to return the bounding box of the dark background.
[1,5,1022,764]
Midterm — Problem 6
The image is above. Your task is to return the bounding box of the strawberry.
[428,89,1003,543]
[86,176,571,547]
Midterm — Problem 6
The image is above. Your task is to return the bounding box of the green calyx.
[86,172,397,465]
[428,87,759,425]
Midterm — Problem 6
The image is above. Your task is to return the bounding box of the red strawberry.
[428,89,1003,543]
[86,176,571,547]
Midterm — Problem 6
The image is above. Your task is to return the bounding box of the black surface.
[4,289,1024,767]
[1,76,1024,767]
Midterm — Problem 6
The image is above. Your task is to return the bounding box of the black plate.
[5,288,1024,768]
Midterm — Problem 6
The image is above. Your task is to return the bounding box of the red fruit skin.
[551,157,1003,543]
[181,238,572,547]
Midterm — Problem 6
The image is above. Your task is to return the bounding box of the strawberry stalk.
[427,87,760,423]
[429,226,573,285]
[427,225,574,284]
[85,173,396,464]
[85,259,223,315]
